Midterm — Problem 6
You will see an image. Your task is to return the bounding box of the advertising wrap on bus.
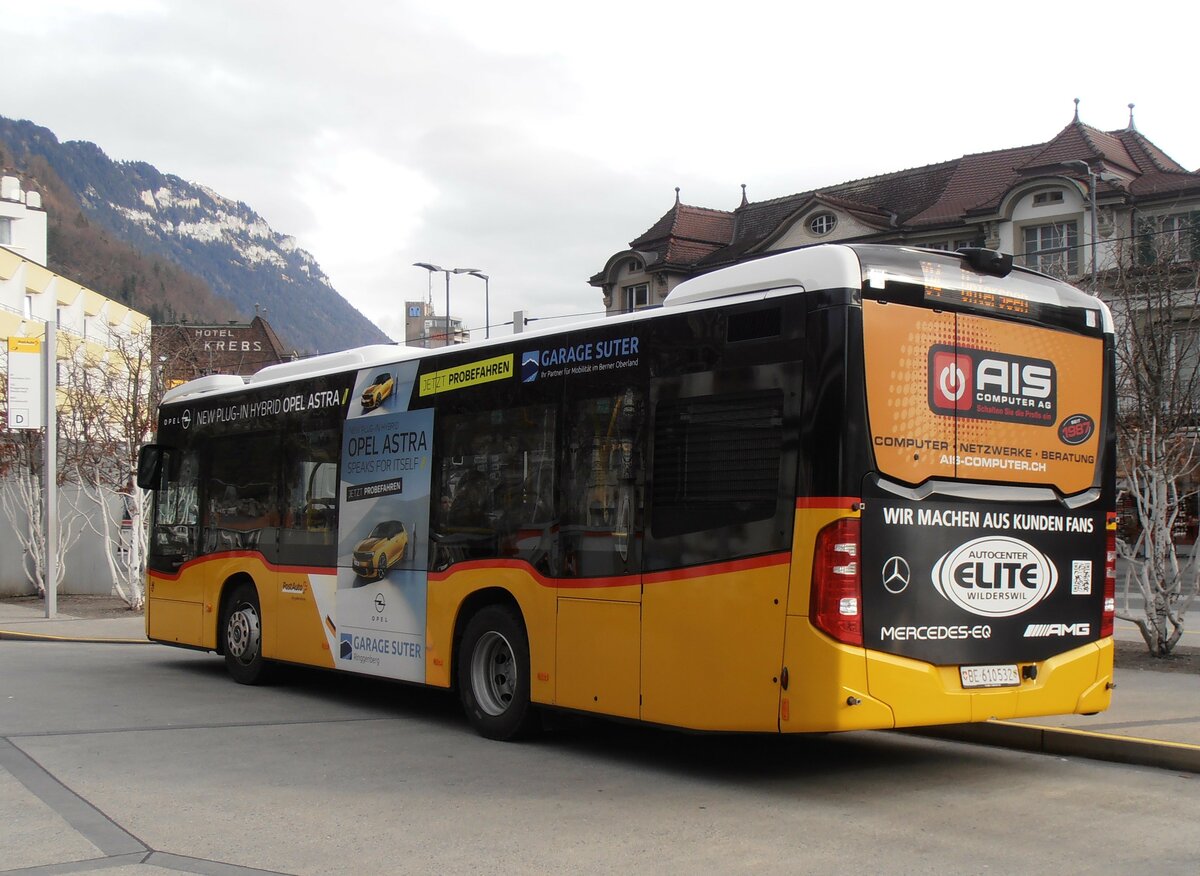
[860,494,1105,663]
[861,297,1108,664]
[863,299,1103,495]
[336,360,432,683]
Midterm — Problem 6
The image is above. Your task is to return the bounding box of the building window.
[1033,190,1065,206]
[1158,214,1200,263]
[628,258,641,273]
[809,213,837,236]
[623,283,649,312]
[0,217,11,246]
[23,295,33,319]
[1023,221,1078,275]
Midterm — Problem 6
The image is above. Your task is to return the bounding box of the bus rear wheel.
[223,582,273,685]
[457,604,537,740]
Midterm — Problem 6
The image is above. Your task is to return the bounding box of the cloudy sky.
[5,1,1197,342]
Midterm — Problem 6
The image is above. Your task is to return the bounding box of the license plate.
[960,664,1020,689]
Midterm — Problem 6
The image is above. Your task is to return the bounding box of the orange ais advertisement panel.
[864,299,1103,495]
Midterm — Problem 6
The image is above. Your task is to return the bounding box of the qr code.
[1071,560,1093,595]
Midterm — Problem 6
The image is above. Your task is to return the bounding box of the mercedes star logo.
[374,593,387,613]
[882,556,911,594]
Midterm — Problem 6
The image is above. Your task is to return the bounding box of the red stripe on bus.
[643,552,791,585]
[426,559,636,589]
[427,554,791,588]
[149,551,336,581]
[795,497,860,509]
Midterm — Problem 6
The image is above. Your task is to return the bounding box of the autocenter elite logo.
[932,535,1059,617]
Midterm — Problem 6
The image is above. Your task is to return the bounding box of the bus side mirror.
[137,445,166,490]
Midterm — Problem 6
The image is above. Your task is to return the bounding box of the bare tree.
[57,329,155,609]
[0,329,153,605]
[1106,237,1200,655]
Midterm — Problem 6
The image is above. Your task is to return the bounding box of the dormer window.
[628,258,641,273]
[1033,190,1064,206]
[809,213,837,236]
[623,283,649,312]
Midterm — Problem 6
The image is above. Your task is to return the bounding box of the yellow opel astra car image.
[360,372,394,410]
[352,520,409,579]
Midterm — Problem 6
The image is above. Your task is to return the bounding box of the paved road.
[3,641,1200,876]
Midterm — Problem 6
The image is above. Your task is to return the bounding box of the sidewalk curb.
[910,721,1200,774]
[0,629,150,645]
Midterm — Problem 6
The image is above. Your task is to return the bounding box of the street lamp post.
[413,263,480,346]
[467,271,490,338]
[1063,160,1099,286]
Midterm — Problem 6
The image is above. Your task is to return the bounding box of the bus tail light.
[1100,528,1116,638]
[811,517,862,646]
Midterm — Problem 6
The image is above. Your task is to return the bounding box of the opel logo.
[882,556,911,594]
[181,409,192,430]
[374,593,386,613]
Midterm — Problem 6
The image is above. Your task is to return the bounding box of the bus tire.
[457,604,537,740]
[223,582,273,685]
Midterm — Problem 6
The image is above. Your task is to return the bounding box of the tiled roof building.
[593,109,1200,313]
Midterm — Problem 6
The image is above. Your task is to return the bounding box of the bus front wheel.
[223,582,273,685]
[457,604,537,740]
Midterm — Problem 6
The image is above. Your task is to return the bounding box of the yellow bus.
[137,244,1116,740]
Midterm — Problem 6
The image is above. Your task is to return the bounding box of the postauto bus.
[137,244,1115,739]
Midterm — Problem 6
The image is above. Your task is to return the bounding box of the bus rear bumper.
[862,638,1114,729]
[779,618,1113,732]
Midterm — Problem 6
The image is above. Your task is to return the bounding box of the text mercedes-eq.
[137,244,1115,739]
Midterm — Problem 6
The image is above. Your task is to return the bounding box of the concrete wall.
[0,484,125,597]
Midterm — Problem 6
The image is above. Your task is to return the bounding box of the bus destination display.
[922,260,1032,316]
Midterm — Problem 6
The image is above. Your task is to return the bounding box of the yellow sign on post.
[7,335,44,429]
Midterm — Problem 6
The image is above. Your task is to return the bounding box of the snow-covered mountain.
[0,116,391,353]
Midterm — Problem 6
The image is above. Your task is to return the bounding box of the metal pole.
[1088,168,1099,287]
[485,276,490,339]
[43,319,56,618]
[444,270,451,346]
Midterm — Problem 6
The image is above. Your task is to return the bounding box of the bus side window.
[433,403,558,571]
[560,390,645,577]
[279,427,340,567]
[644,382,794,571]
[149,448,200,569]
[201,433,280,556]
